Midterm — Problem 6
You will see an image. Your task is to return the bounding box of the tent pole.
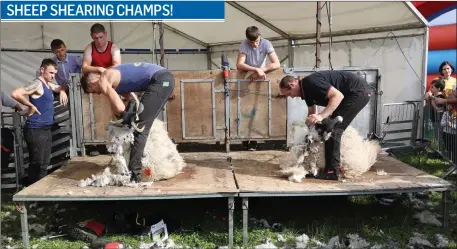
[109,22,114,42]
[315,1,322,69]
[152,22,156,64]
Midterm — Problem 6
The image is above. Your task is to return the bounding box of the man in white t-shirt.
[236,26,280,81]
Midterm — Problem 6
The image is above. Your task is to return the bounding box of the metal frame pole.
[228,197,235,248]
[442,191,450,228]
[19,202,30,248]
[315,1,322,69]
[242,197,249,245]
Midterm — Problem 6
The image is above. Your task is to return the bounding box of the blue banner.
[0,1,225,21]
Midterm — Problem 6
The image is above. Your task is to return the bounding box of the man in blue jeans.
[12,59,68,185]
[279,71,373,181]
[80,62,175,183]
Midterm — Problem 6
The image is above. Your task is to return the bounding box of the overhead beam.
[227,1,291,39]
[403,2,430,27]
[163,23,209,47]
[209,22,425,47]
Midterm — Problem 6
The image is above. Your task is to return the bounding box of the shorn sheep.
[279,118,380,182]
[78,119,186,187]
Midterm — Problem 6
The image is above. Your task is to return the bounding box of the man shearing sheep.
[279,71,373,180]
[80,62,175,183]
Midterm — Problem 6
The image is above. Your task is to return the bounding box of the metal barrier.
[0,97,72,188]
[1,112,25,191]
[380,101,421,149]
[423,99,457,177]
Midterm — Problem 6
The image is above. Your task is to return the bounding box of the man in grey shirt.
[1,90,23,113]
[236,26,280,80]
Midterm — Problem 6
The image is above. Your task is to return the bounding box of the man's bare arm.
[111,43,122,67]
[261,51,281,73]
[236,53,259,72]
[99,73,125,116]
[48,82,65,93]
[82,44,105,73]
[11,80,41,108]
[320,87,344,119]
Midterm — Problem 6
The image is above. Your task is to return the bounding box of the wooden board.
[230,151,454,195]
[81,93,113,143]
[166,69,286,143]
[13,153,237,201]
[228,70,286,140]
[167,70,226,143]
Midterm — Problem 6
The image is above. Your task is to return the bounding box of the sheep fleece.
[281,124,380,181]
[109,119,186,182]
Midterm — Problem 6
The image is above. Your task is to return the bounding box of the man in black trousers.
[279,71,373,180]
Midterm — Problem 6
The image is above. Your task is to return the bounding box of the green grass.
[2,152,456,249]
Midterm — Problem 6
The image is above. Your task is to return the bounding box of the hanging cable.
[360,31,425,93]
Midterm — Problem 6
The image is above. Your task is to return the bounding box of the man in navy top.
[80,62,175,183]
[279,70,373,181]
[12,59,68,185]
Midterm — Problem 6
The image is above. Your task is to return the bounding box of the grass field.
[1,151,456,249]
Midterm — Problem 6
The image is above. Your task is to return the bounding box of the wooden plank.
[230,151,454,194]
[13,153,237,201]
[166,70,225,143]
[81,93,91,140]
[81,93,112,142]
[182,80,214,138]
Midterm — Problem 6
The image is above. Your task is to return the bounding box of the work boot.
[315,167,341,181]
[130,172,141,183]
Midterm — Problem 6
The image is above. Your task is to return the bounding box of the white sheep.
[109,119,186,182]
[79,119,186,187]
[279,121,380,182]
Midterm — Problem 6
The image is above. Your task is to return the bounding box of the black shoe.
[315,168,340,181]
[130,172,141,183]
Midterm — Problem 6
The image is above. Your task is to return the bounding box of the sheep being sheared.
[279,119,380,182]
[108,119,186,182]
[79,119,186,187]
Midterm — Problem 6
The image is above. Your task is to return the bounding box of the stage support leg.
[441,191,450,228]
[228,197,235,248]
[242,197,249,245]
[19,202,30,248]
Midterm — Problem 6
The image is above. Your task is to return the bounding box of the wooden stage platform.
[13,152,238,201]
[12,150,455,248]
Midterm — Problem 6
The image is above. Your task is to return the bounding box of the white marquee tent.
[1,1,429,134]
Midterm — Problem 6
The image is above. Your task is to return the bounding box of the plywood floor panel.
[229,151,454,195]
[14,152,237,201]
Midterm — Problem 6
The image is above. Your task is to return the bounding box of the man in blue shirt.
[50,39,82,88]
[80,62,175,183]
[12,59,68,185]
[37,39,81,104]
